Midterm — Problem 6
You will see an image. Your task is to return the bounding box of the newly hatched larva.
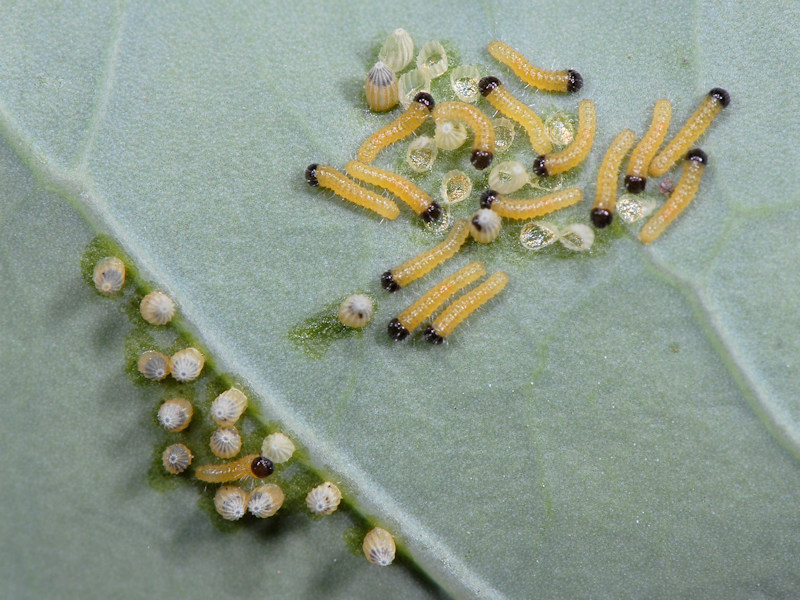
[337,293,374,328]
[93,257,125,294]
[211,387,248,428]
[487,40,583,93]
[480,187,583,220]
[365,61,399,112]
[381,219,470,291]
[434,119,468,150]
[416,41,448,80]
[195,454,275,483]
[137,350,170,381]
[169,347,204,382]
[214,486,248,521]
[210,427,242,459]
[478,76,552,155]
[649,88,729,176]
[591,128,636,228]
[379,28,414,73]
[625,99,672,193]
[363,527,396,567]
[157,397,193,432]
[261,432,295,464]
[388,262,485,341]
[532,99,596,177]
[356,92,435,164]
[162,443,193,475]
[248,483,285,518]
[424,271,509,344]
[470,209,502,244]
[345,161,441,222]
[639,149,708,245]
[305,164,400,220]
[432,101,495,170]
[306,482,343,515]
[488,160,530,194]
[139,291,176,325]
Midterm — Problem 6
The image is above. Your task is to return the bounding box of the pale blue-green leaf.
[1,1,799,599]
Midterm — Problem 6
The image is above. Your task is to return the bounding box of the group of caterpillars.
[90,253,397,567]
[306,34,730,343]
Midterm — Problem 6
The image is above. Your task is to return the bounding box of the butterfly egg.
[478,76,552,155]
[492,118,516,154]
[357,91,435,164]
[210,426,243,459]
[345,161,441,222]
[139,291,176,325]
[558,223,595,251]
[157,397,193,432]
[379,28,414,72]
[488,160,530,194]
[480,187,583,220]
[488,40,583,93]
[137,350,170,381]
[519,220,560,250]
[169,347,204,382]
[195,454,274,483]
[450,64,481,103]
[533,99,596,177]
[406,136,438,173]
[261,432,296,464]
[625,99,672,193]
[93,256,125,294]
[433,101,495,170]
[365,61,399,112]
[591,128,637,228]
[416,41,448,79]
[388,262,486,341]
[162,443,193,475]
[470,209,502,244]
[639,149,708,244]
[544,111,576,147]
[440,170,472,205]
[434,120,468,150]
[214,486,248,521]
[305,164,400,220]
[248,483,285,518]
[424,271,510,344]
[211,387,248,427]
[397,69,431,109]
[649,89,728,177]
[306,481,343,515]
[363,527,396,567]
[381,219,470,291]
[617,194,657,224]
[338,294,374,328]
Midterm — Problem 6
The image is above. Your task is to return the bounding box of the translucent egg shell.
[363,527,396,566]
[211,387,248,427]
[616,194,657,224]
[210,427,242,459]
[262,432,296,464]
[492,118,516,154]
[440,170,472,205]
[338,294,374,328]
[470,209,503,244]
[434,120,468,150]
[214,486,248,521]
[558,223,595,251]
[169,348,204,382]
[365,61,399,112]
[519,220,560,250]
[450,65,481,103]
[488,161,530,194]
[157,397,193,432]
[416,41,448,80]
[139,291,176,325]
[306,481,343,515]
[406,136,438,173]
[137,350,170,381]
[248,483,285,518]
[162,443,193,474]
[378,28,414,73]
[93,257,125,294]
[398,69,431,109]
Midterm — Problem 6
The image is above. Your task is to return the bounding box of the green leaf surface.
[2,1,799,598]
